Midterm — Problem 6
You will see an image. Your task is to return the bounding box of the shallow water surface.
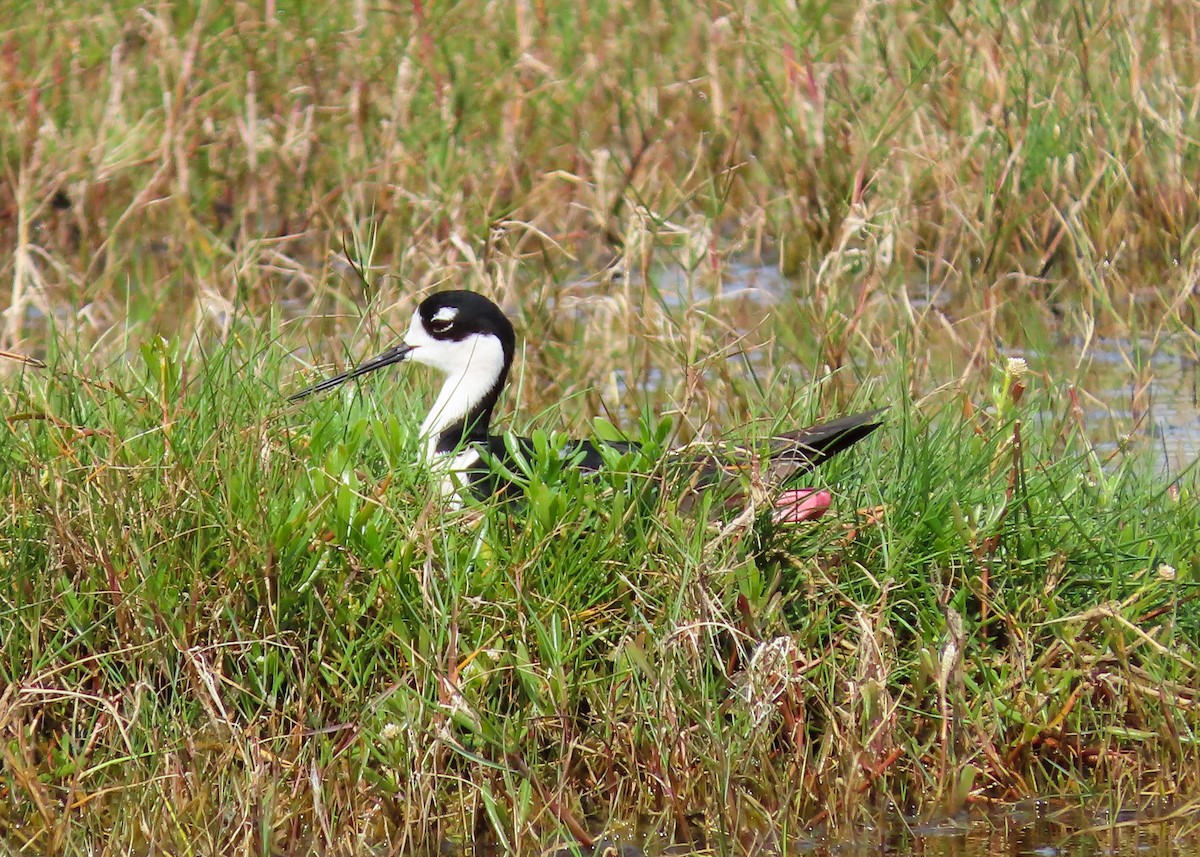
[649,262,1200,481]
[1079,343,1199,479]
[476,802,1200,857]
[803,805,1200,857]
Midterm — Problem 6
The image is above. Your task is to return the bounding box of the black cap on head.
[418,290,516,364]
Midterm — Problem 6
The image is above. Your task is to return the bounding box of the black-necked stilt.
[290,290,882,520]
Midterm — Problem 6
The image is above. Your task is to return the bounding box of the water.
[648,262,1200,481]
[529,803,1200,856]
[801,805,1200,857]
[1080,344,1199,479]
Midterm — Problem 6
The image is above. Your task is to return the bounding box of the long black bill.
[288,344,415,402]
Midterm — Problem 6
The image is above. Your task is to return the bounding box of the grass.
[2,0,1200,853]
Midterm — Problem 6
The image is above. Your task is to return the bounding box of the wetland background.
[1,0,1199,853]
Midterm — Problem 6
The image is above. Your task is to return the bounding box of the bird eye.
[429,317,453,334]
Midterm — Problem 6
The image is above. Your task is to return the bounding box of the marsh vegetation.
[1,1,1199,852]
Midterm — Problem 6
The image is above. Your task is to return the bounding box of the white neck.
[415,336,507,463]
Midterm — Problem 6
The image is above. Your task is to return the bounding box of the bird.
[289,289,882,521]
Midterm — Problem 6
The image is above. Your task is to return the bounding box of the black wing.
[765,408,885,481]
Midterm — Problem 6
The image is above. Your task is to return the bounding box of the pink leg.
[771,488,832,524]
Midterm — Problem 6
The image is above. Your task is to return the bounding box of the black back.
[452,411,883,503]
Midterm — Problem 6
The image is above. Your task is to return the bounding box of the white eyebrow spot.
[432,306,458,323]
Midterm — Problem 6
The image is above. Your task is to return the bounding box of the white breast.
[430,446,483,508]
